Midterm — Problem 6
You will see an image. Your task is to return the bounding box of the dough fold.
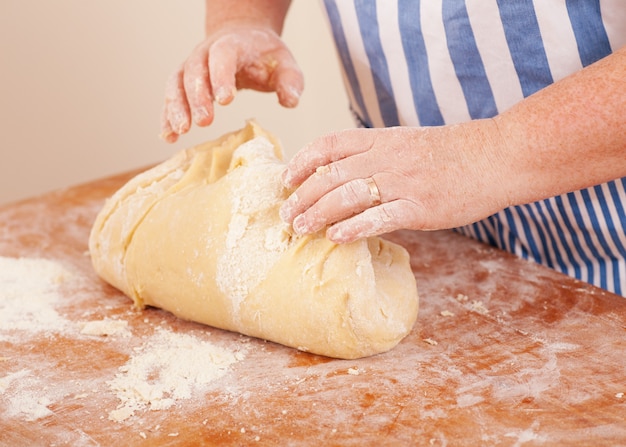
[89,121,419,359]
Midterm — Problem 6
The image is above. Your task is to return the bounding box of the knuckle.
[378,205,397,223]
[182,72,194,96]
[165,72,183,98]
[326,161,344,183]
[341,180,362,205]
[325,132,341,154]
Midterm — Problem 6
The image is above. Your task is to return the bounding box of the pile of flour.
[107,328,245,422]
[0,256,71,339]
[0,369,61,421]
[0,256,75,421]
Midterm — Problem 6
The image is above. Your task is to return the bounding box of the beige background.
[0,0,352,205]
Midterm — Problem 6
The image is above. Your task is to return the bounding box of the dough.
[89,121,419,359]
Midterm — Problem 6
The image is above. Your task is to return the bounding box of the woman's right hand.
[160,25,303,143]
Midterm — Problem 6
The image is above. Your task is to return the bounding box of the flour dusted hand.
[89,121,418,359]
[160,25,303,143]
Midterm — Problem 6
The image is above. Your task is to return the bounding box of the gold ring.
[365,177,381,206]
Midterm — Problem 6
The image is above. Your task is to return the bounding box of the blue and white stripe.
[321,0,626,296]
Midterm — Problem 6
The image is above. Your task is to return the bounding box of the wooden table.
[1,171,625,446]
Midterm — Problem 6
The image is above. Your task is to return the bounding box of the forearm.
[496,46,626,207]
[205,0,292,35]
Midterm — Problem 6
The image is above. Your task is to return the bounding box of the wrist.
[455,118,517,214]
[205,0,291,36]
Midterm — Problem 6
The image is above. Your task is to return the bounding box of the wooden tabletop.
[1,170,625,446]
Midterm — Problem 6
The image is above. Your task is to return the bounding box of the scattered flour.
[0,256,127,423]
[80,319,131,337]
[0,256,72,340]
[471,300,490,315]
[107,328,245,422]
[0,256,245,425]
[0,369,63,421]
[0,256,134,343]
[504,422,547,445]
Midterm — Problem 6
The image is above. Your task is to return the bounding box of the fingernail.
[289,85,302,99]
[281,169,293,187]
[173,112,187,134]
[279,202,292,223]
[159,130,177,143]
[195,106,208,118]
[292,214,308,235]
[284,86,301,107]
[215,86,234,104]
[326,225,339,242]
[193,106,210,124]
[327,225,348,244]
[280,192,298,221]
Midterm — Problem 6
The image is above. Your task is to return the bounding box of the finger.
[282,129,375,188]
[326,199,421,244]
[290,177,381,235]
[182,51,215,126]
[162,67,191,137]
[208,37,238,105]
[280,155,368,223]
[272,55,304,108]
[159,105,178,143]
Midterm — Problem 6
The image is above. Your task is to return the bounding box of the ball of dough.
[89,121,419,359]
